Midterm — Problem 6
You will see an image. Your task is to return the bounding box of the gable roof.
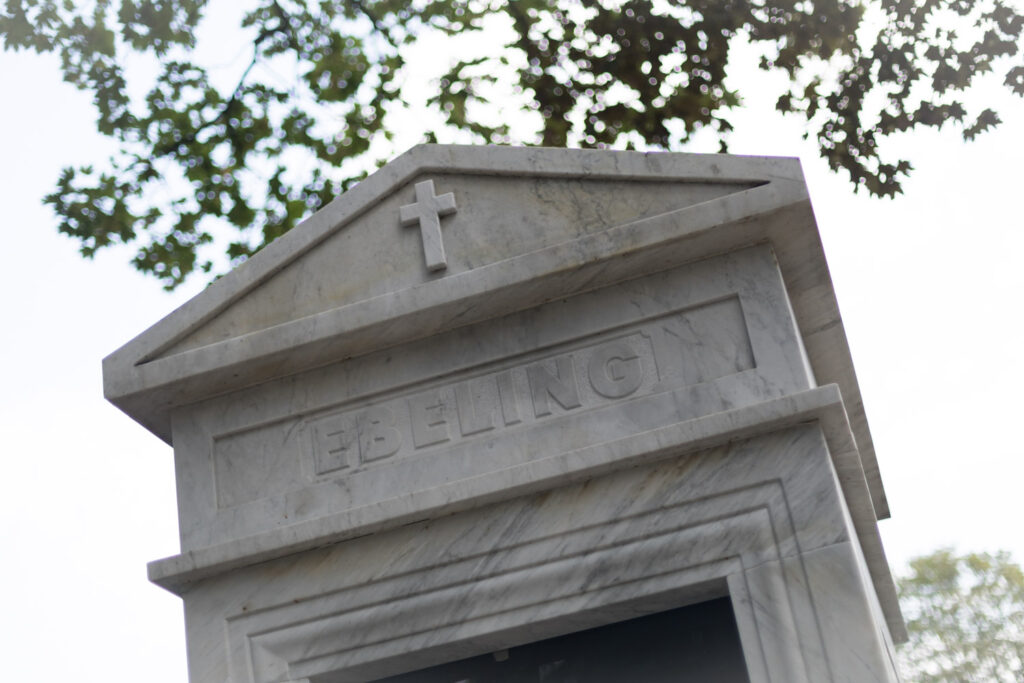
[103,144,889,519]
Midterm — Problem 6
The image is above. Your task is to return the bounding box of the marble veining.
[173,245,808,551]
[101,147,885,528]
[178,426,895,683]
[101,147,903,683]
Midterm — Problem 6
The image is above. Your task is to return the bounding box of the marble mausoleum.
[104,145,905,682]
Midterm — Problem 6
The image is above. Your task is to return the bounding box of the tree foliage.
[898,548,1024,682]
[2,0,1022,289]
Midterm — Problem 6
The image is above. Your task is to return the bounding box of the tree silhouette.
[899,549,1024,682]
[3,0,1022,289]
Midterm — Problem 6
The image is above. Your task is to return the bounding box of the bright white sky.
[1,5,1022,681]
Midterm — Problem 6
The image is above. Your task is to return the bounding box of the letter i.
[496,370,522,426]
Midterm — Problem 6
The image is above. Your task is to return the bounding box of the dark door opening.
[372,596,751,682]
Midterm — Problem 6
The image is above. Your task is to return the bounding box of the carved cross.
[399,180,457,272]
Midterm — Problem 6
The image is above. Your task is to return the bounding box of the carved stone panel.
[171,246,810,551]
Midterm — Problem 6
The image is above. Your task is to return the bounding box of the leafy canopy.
[899,548,1024,682]
[3,0,1023,289]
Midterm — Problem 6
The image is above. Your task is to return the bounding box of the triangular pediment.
[162,174,759,359]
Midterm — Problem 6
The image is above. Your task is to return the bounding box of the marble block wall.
[103,146,904,682]
[181,424,898,682]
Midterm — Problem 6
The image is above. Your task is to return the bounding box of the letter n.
[527,355,582,418]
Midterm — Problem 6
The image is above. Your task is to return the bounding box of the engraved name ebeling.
[308,297,753,476]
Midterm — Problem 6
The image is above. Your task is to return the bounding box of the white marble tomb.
[104,145,905,682]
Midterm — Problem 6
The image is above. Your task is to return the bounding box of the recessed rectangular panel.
[179,245,811,549]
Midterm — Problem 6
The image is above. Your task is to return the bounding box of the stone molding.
[235,489,816,682]
[151,384,903,649]
[189,418,899,682]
